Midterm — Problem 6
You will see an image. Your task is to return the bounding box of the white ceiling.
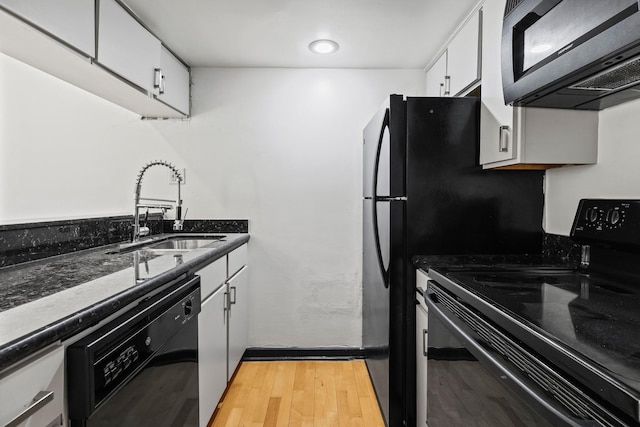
[122,0,480,69]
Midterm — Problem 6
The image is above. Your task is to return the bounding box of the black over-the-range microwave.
[502,0,640,110]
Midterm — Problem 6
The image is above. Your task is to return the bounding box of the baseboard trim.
[242,347,366,361]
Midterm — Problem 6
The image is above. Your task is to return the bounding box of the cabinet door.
[97,0,161,94]
[425,51,447,97]
[157,46,190,115]
[0,0,95,57]
[416,301,428,427]
[0,346,64,427]
[227,265,248,381]
[479,0,518,165]
[198,285,228,427]
[447,10,481,96]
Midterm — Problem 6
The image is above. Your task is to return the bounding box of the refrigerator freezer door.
[364,105,390,198]
[374,111,391,198]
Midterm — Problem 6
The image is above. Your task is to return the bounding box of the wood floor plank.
[210,360,384,427]
[273,362,297,427]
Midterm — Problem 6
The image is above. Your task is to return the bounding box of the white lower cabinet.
[227,264,248,381]
[198,258,228,427]
[0,345,64,427]
[198,286,228,427]
[226,245,249,381]
[197,243,249,426]
[416,270,429,427]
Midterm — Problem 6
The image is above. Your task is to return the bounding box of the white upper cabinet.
[0,0,95,57]
[158,46,190,115]
[446,10,481,97]
[425,9,482,97]
[479,0,598,169]
[98,0,162,95]
[426,52,447,97]
[0,0,190,118]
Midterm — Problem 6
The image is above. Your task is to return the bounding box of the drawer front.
[199,256,227,300]
[0,346,64,427]
[228,244,248,278]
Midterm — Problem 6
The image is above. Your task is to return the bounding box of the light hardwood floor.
[209,360,385,427]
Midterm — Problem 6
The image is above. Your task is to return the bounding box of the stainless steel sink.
[144,237,224,252]
[108,235,226,254]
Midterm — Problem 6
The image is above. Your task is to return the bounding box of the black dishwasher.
[67,275,201,427]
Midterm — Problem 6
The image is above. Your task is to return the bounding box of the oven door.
[425,282,605,427]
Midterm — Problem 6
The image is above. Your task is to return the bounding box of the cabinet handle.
[229,286,237,305]
[444,76,451,96]
[439,83,444,97]
[422,329,428,356]
[499,125,510,152]
[4,391,54,427]
[154,68,165,94]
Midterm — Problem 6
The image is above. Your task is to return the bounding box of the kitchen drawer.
[198,256,227,300]
[228,244,248,278]
[0,345,64,427]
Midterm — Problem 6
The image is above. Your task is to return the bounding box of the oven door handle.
[425,294,597,427]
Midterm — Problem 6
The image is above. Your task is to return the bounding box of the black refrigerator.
[362,95,544,427]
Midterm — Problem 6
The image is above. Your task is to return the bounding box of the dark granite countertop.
[413,253,578,274]
[0,233,249,372]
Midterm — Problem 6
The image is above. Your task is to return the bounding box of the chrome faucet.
[133,160,185,242]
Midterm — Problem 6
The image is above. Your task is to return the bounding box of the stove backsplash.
[542,233,582,266]
[0,216,248,268]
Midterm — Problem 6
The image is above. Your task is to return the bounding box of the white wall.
[545,99,640,235]
[179,68,425,347]
[0,52,425,347]
[0,53,186,223]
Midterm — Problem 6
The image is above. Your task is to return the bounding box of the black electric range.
[426,199,640,426]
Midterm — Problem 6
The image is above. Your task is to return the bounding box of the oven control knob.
[606,209,621,226]
[585,207,599,224]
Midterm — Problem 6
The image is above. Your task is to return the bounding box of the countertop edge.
[0,233,250,372]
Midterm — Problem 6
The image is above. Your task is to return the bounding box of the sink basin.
[144,237,225,252]
[108,235,226,254]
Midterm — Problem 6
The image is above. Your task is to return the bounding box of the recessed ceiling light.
[309,39,339,54]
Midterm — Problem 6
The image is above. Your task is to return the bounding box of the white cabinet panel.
[227,264,248,381]
[425,9,481,98]
[416,270,429,426]
[447,10,481,97]
[97,0,161,94]
[157,46,190,115]
[0,346,64,427]
[228,244,248,278]
[0,0,95,57]
[416,299,428,427]
[479,0,517,165]
[199,257,227,300]
[426,52,447,97]
[198,286,228,427]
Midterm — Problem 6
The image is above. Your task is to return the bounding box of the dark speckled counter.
[0,232,249,372]
[412,233,581,273]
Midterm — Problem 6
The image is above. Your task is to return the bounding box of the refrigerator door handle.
[372,109,391,288]
[372,198,389,288]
